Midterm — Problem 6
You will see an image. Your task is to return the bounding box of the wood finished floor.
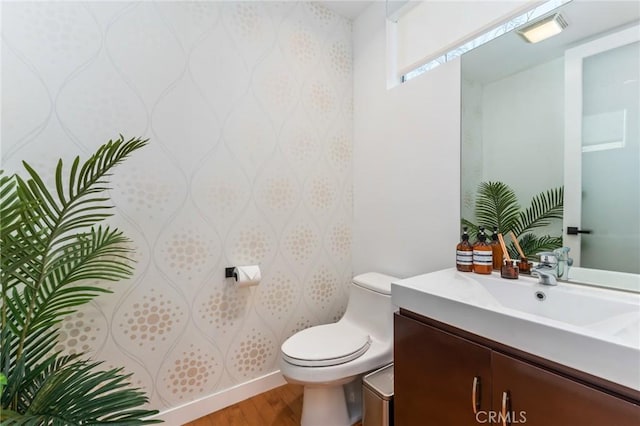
[184,383,363,426]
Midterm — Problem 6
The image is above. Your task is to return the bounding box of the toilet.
[279,272,398,426]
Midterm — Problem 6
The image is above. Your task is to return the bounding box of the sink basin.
[391,268,640,391]
[473,273,639,331]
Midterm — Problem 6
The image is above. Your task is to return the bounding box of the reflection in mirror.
[461,0,640,290]
[568,31,639,274]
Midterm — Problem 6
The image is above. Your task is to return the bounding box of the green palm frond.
[513,233,564,260]
[0,171,43,288]
[18,227,133,335]
[462,181,564,258]
[4,339,62,413]
[1,136,160,423]
[474,182,521,233]
[6,137,147,340]
[15,358,161,425]
[1,171,23,238]
[2,359,161,425]
[511,187,564,236]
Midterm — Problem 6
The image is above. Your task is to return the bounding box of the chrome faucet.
[533,248,574,285]
[533,252,559,285]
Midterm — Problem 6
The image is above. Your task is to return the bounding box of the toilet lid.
[281,323,371,367]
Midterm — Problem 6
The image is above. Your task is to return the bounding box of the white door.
[564,24,640,274]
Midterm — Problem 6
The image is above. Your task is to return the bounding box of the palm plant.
[462,181,564,259]
[0,136,161,424]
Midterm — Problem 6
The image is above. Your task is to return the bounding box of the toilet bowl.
[279,272,398,426]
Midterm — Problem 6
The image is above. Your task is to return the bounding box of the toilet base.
[344,377,363,423]
[301,378,362,426]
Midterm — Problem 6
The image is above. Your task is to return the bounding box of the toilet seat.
[281,323,371,367]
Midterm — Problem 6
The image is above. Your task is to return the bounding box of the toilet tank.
[341,273,398,340]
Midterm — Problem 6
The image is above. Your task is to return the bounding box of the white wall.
[461,57,565,224]
[353,2,461,279]
[461,78,484,221]
[353,1,538,279]
[396,1,533,73]
[482,58,564,202]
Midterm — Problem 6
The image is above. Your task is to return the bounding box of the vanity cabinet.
[394,310,491,425]
[492,352,639,425]
[394,310,640,426]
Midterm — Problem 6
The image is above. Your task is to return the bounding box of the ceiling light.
[518,13,568,43]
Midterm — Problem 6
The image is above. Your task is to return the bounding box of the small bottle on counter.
[456,227,473,272]
[501,259,519,279]
[473,227,493,275]
[518,258,532,275]
[490,226,503,270]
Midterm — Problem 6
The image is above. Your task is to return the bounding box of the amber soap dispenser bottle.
[473,227,493,274]
[490,226,503,270]
[456,227,473,272]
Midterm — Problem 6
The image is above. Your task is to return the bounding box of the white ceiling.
[462,1,640,84]
[317,1,374,20]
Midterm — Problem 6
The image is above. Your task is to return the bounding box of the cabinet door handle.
[471,376,481,414]
[501,391,511,426]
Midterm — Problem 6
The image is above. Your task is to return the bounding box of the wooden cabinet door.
[491,352,640,426]
[394,313,492,426]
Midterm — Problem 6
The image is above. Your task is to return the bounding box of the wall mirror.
[461,0,639,291]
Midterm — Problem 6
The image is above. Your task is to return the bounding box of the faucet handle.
[552,247,573,280]
[536,251,558,265]
[553,247,571,259]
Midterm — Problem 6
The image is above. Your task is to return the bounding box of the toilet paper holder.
[225,267,238,281]
[225,265,261,288]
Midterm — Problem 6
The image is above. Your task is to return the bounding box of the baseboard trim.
[152,370,286,425]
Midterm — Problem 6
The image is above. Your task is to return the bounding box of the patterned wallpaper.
[1,0,353,413]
